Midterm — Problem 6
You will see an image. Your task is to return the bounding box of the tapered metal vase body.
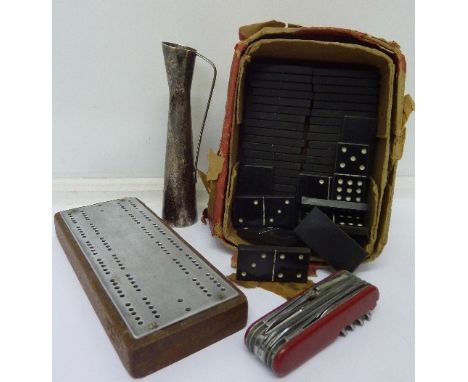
[162,42,197,227]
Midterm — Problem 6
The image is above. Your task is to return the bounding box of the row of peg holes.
[117,202,129,212]
[171,258,213,296]
[84,238,111,275]
[124,272,141,292]
[111,253,126,271]
[141,225,155,239]
[136,207,153,223]
[76,226,87,239]
[89,223,100,235]
[141,295,160,319]
[96,257,111,276]
[124,302,143,325]
[152,223,166,236]
[99,236,112,252]
[80,210,90,221]
[109,278,126,300]
[85,241,98,256]
[128,213,141,225]
[67,212,78,225]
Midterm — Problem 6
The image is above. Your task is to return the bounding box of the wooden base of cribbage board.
[54,197,247,378]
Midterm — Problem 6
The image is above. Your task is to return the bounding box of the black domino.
[242,126,304,140]
[310,109,375,118]
[334,143,371,176]
[258,160,302,170]
[312,76,378,87]
[331,175,367,203]
[249,103,311,116]
[300,204,334,220]
[247,95,312,109]
[300,204,368,237]
[241,141,302,154]
[250,87,313,100]
[303,156,335,165]
[313,92,377,104]
[309,118,343,126]
[342,116,376,144]
[333,209,367,231]
[245,111,307,124]
[295,208,367,272]
[313,66,378,79]
[240,148,274,161]
[232,196,264,227]
[273,175,298,186]
[273,161,302,171]
[297,173,331,199]
[306,149,336,160]
[237,245,275,281]
[313,84,379,95]
[274,168,300,178]
[250,72,313,84]
[236,165,273,195]
[302,162,335,174]
[250,62,314,75]
[244,118,305,131]
[242,134,305,147]
[272,184,297,196]
[250,80,313,92]
[308,124,342,134]
[236,245,310,282]
[349,235,369,246]
[274,152,302,163]
[307,131,341,142]
[264,196,298,228]
[312,101,377,112]
[232,195,298,229]
[307,141,337,150]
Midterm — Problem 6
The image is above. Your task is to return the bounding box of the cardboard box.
[202,21,414,260]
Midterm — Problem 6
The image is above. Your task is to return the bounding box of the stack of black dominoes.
[233,60,379,241]
[238,63,313,196]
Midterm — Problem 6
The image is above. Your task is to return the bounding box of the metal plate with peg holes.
[60,197,239,339]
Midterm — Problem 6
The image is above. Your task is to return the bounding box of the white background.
[52,0,415,178]
[51,1,416,381]
[7,1,468,382]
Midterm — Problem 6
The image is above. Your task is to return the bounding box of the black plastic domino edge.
[236,227,299,247]
[339,224,369,237]
[301,196,368,212]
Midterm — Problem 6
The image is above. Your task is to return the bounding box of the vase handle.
[193,52,217,182]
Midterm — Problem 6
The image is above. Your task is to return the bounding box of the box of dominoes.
[202,21,414,261]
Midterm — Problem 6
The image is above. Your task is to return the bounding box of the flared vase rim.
[161,41,197,53]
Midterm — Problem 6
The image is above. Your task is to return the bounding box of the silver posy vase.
[161,42,216,228]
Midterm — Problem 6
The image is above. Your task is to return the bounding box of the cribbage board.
[54,197,247,378]
[233,60,379,240]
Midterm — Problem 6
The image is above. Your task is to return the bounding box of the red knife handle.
[272,283,379,376]
[244,271,344,346]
